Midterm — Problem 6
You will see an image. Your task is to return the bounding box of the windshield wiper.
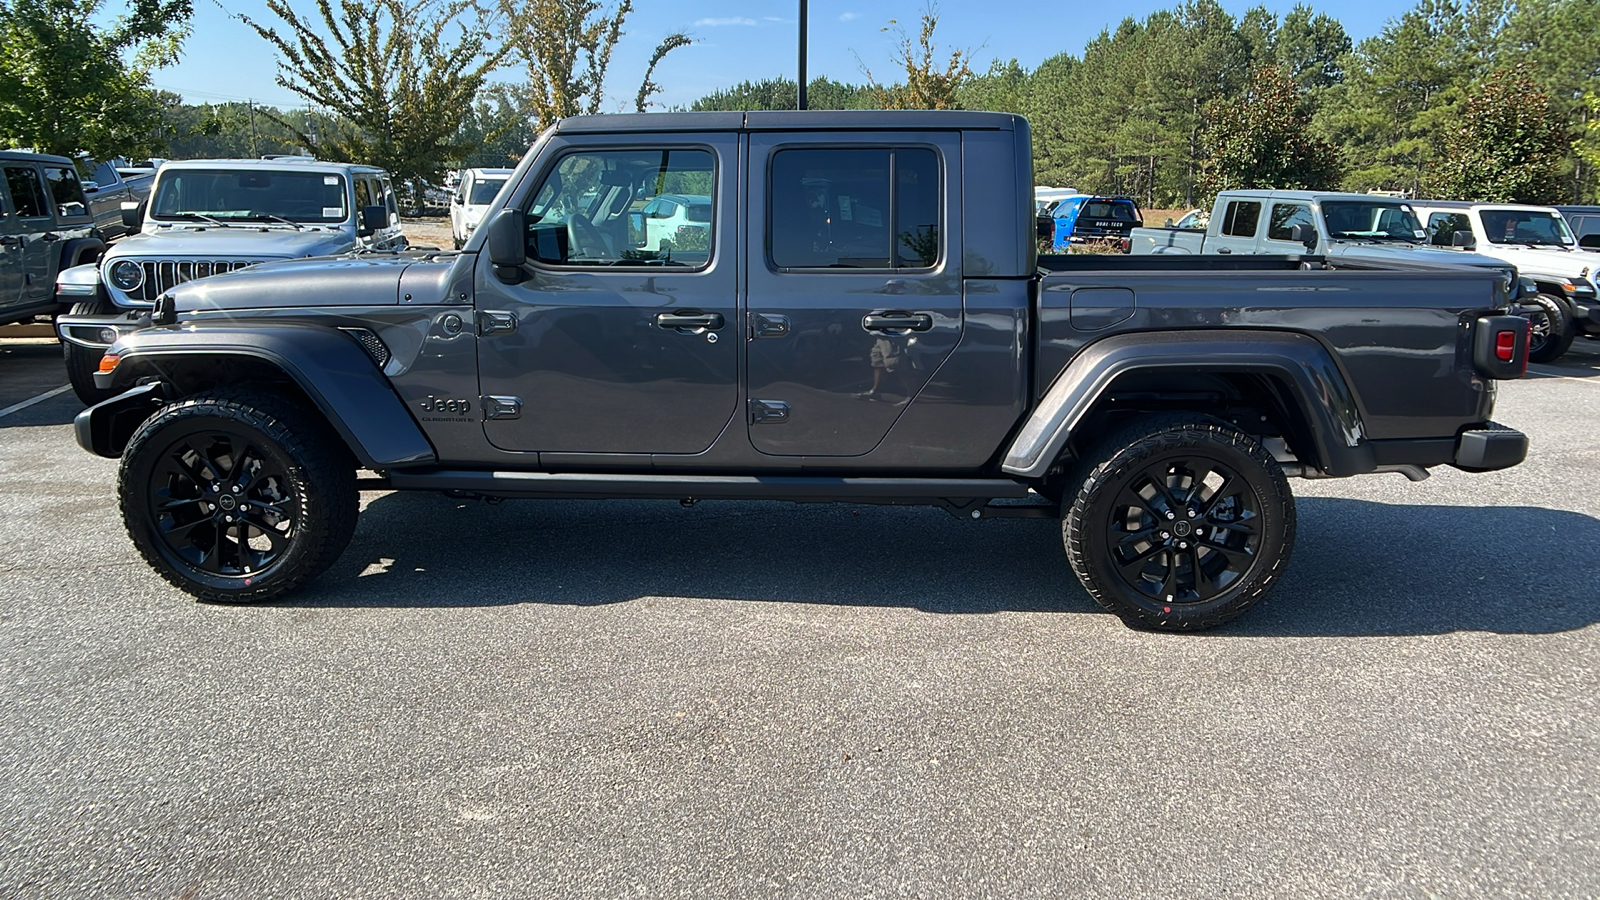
[167,212,231,228]
[240,213,305,231]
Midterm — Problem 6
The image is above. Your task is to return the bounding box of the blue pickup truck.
[1047,195,1142,251]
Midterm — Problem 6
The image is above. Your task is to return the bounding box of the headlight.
[109,260,143,291]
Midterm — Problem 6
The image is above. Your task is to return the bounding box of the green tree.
[957,59,1028,114]
[689,77,877,112]
[1427,66,1570,202]
[240,0,500,189]
[0,0,192,162]
[861,3,975,110]
[1201,65,1341,196]
[481,0,689,128]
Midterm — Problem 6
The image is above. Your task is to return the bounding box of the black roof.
[555,109,1023,134]
[0,149,76,166]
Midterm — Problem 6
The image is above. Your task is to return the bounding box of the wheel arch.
[97,325,436,468]
[1003,330,1373,480]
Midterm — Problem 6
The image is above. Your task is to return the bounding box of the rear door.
[1207,198,1265,255]
[1,164,56,304]
[475,133,739,454]
[0,181,24,312]
[744,132,962,458]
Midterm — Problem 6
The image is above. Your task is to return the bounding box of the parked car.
[1410,200,1598,362]
[632,192,712,252]
[449,167,514,248]
[80,157,156,239]
[76,111,1529,632]
[1130,190,1518,287]
[0,150,106,325]
[54,157,407,404]
[1166,208,1206,229]
[1045,195,1142,251]
[1559,206,1600,247]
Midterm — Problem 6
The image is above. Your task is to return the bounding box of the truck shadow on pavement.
[289,492,1600,638]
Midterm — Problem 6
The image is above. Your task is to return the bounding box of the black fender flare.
[1001,330,1372,478]
[96,323,436,468]
[59,237,107,270]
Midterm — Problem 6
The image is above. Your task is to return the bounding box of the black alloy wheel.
[1064,413,1295,630]
[120,391,357,602]
[1104,455,1262,606]
[146,428,298,579]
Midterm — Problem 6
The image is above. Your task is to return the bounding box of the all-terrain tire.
[119,389,358,603]
[63,299,120,406]
[1063,413,1295,631]
[1521,293,1576,363]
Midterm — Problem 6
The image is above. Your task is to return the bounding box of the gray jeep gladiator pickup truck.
[75,111,1531,631]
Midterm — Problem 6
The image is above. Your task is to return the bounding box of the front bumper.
[1568,296,1600,334]
[1454,422,1528,472]
[57,308,150,350]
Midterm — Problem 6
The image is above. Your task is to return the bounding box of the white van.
[450,167,514,248]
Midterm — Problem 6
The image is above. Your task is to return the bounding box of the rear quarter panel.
[1035,266,1501,440]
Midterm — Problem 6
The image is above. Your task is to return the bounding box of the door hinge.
[479,310,517,335]
[748,399,790,425]
[482,395,522,420]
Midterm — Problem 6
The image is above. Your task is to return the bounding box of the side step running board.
[373,469,1040,511]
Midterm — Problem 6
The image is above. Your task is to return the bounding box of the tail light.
[1472,315,1529,379]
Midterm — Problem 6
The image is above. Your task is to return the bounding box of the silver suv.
[55,157,407,403]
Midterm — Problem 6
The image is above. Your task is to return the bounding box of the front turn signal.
[98,352,120,374]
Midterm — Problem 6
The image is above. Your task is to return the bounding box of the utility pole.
[798,0,808,110]
[247,100,259,158]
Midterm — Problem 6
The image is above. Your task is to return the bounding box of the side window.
[92,160,118,187]
[1267,203,1314,241]
[1221,200,1262,238]
[3,166,50,218]
[524,147,715,268]
[768,146,940,269]
[655,200,678,219]
[382,178,398,217]
[354,177,372,211]
[44,166,89,219]
[1428,213,1470,247]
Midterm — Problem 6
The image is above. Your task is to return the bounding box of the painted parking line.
[0,384,73,420]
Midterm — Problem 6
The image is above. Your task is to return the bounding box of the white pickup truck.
[1409,200,1598,362]
[1130,190,1514,275]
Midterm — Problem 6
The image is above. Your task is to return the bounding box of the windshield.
[151,170,348,223]
[469,178,507,205]
[1480,210,1574,247]
[1320,200,1425,242]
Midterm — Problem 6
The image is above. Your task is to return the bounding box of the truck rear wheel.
[1063,413,1295,631]
[63,299,120,406]
[1520,293,1575,363]
[119,390,358,603]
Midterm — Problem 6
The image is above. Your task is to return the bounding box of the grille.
[123,259,260,302]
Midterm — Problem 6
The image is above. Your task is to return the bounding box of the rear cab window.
[767,147,940,269]
[1221,201,1262,238]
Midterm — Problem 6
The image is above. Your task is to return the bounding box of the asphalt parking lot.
[1,336,1597,898]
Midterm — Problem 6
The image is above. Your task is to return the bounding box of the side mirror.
[358,204,388,236]
[1036,214,1053,240]
[486,208,527,282]
[120,201,143,228]
[82,181,100,194]
[1289,223,1317,248]
[1164,217,1174,227]
[1451,231,1476,249]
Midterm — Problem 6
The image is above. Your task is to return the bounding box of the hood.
[111,226,354,261]
[1471,244,1593,280]
[168,255,418,312]
[1327,241,1509,270]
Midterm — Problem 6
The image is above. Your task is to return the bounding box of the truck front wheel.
[1063,414,1296,631]
[1520,293,1575,363]
[62,299,120,406]
[119,390,358,603]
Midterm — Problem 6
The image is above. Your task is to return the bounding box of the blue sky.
[156,0,1402,111]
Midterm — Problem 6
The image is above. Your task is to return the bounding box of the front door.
[476,134,739,455]
[744,133,963,457]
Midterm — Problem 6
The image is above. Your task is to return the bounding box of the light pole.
[798,0,808,110]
